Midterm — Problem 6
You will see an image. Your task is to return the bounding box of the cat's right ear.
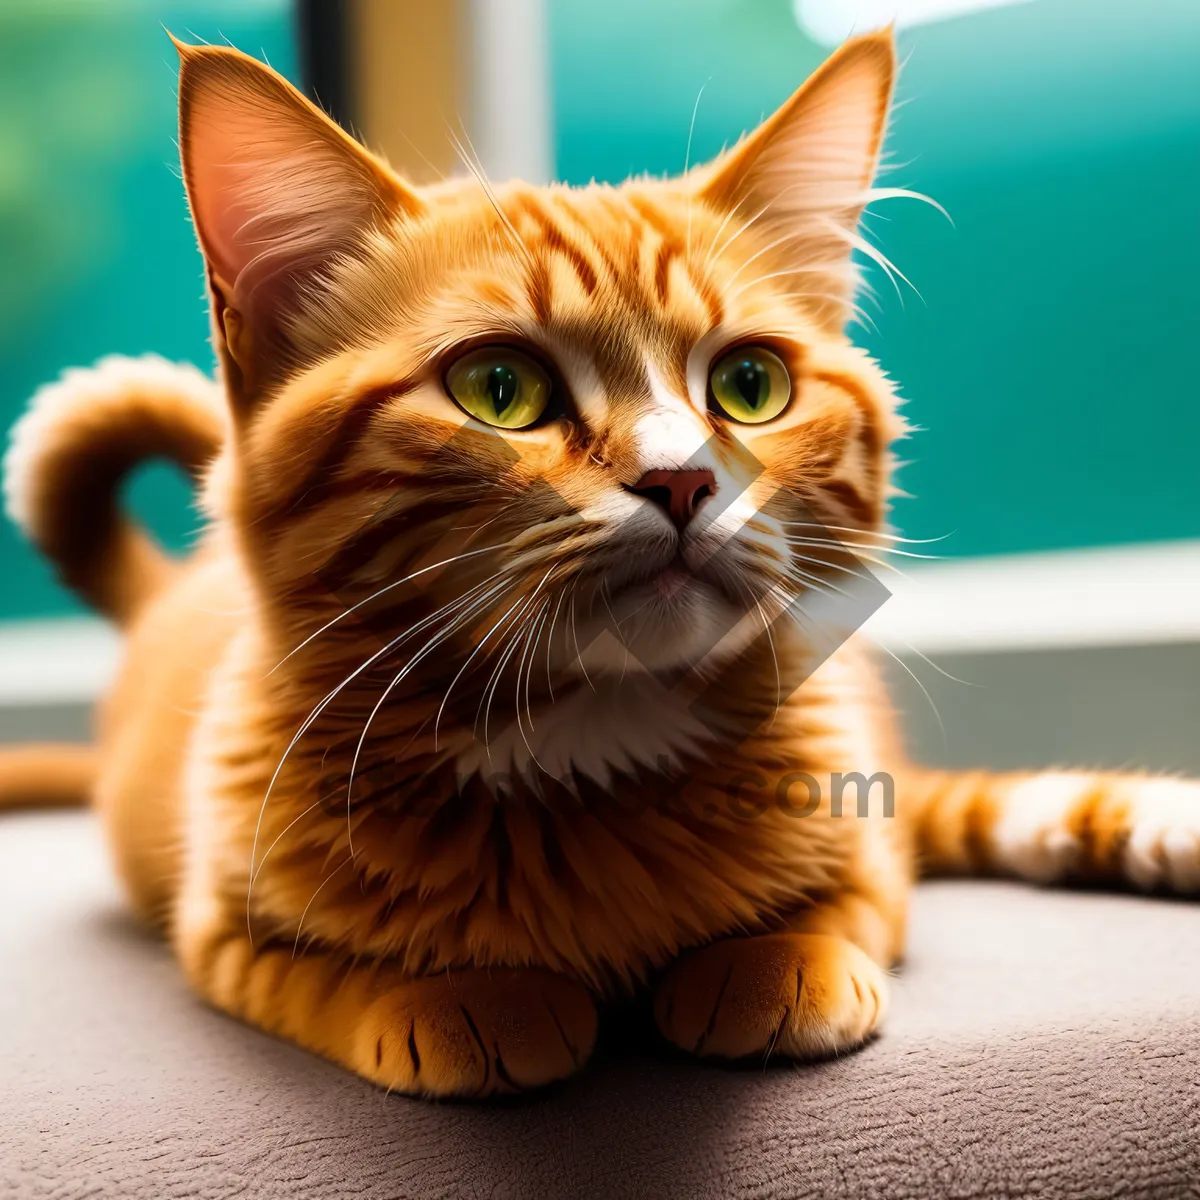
[174,37,422,404]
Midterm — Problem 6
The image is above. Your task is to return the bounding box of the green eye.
[446,347,552,429]
[709,346,792,424]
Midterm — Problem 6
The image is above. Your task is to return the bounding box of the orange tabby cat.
[2,32,1197,1098]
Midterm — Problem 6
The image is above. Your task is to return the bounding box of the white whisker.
[786,563,856,602]
[877,642,948,755]
[270,542,510,674]
[704,195,771,271]
[250,571,512,921]
[569,590,596,692]
[477,611,533,758]
[785,544,886,583]
[248,791,332,903]
[782,522,951,546]
[683,80,708,257]
[447,124,536,269]
[543,587,568,702]
[435,565,555,749]
[519,598,552,737]
[343,575,521,856]
[291,857,352,958]
[753,595,781,730]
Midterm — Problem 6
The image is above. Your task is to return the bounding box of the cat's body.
[105,528,906,987]
[3,32,1197,1097]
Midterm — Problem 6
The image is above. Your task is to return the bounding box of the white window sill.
[1,540,1197,706]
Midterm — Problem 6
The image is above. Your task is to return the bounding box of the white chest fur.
[454,674,715,793]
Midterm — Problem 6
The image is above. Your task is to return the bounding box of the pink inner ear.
[699,33,894,231]
[692,33,895,331]
[742,54,893,223]
[190,121,369,306]
[179,48,412,322]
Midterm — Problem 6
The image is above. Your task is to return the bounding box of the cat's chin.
[566,575,759,677]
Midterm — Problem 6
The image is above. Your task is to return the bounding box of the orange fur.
[2,32,1197,1098]
[0,745,96,810]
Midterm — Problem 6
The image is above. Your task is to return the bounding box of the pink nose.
[626,468,717,529]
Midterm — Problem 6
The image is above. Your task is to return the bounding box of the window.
[0,0,297,620]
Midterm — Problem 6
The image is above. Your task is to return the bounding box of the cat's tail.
[0,745,97,810]
[909,768,1200,893]
[3,355,226,627]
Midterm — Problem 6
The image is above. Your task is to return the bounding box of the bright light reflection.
[794,0,1035,44]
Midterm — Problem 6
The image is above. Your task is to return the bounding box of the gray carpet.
[3,810,1198,1199]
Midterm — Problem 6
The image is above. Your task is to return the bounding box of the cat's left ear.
[695,30,895,329]
[174,37,423,404]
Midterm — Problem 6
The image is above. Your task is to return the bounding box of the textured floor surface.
[3,811,1199,1199]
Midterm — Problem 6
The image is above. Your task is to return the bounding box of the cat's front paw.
[654,932,886,1062]
[355,967,597,1098]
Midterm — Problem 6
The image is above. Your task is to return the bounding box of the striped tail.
[911,768,1200,894]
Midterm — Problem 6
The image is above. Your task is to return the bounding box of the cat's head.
[179,32,903,709]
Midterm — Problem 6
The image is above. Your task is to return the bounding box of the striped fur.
[1,31,1196,1098]
[913,769,1200,892]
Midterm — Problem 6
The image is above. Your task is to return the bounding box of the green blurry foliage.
[0,1,295,620]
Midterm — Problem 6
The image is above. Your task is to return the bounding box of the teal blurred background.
[549,0,1200,558]
[2,0,1198,621]
[0,0,295,620]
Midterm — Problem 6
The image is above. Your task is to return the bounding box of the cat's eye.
[445,346,552,430]
[708,346,792,425]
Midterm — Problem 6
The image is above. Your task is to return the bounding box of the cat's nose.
[625,468,717,530]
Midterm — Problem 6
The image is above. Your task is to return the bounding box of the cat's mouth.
[647,553,699,597]
[568,544,757,677]
[606,547,713,607]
